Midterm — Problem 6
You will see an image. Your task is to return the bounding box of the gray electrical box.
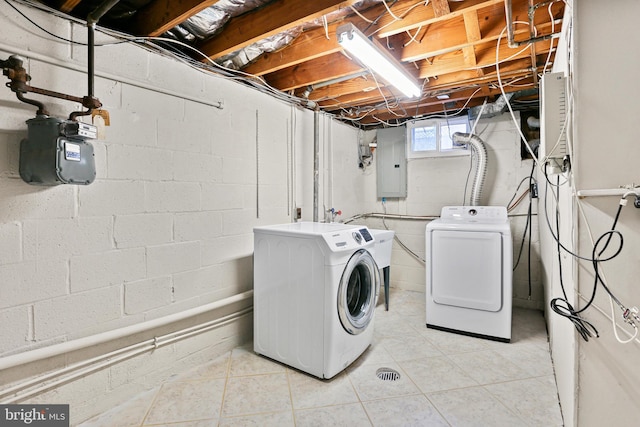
[19,115,96,186]
[376,127,407,198]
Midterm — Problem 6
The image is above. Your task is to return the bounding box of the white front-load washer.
[253,222,380,379]
[426,206,512,342]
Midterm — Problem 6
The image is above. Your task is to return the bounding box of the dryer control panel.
[440,206,507,222]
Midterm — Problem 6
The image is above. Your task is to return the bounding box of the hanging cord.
[512,162,536,301]
[350,5,375,23]
[526,162,535,298]
[549,175,598,341]
[507,175,532,213]
[576,191,640,344]
[404,26,423,47]
[546,166,627,341]
[322,15,330,40]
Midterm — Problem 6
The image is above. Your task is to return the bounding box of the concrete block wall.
[0,4,332,423]
[329,113,543,309]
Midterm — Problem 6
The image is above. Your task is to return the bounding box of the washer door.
[337,249,380,335]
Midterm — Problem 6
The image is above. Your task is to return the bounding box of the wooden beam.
[317,87,397,109]
[422,58,534,90]
[354,98,487,124]
[375,0,504,38]
[130,0,218,37]
[462,10,482,68]
[400,0,531,62]
[323,83,500,114]
[197,0,360,60]
[417,35,553,79]
[305,77,381,102]
[243,20,361,76]
[423,71,536,95]
[431,0,450,17]
[265,52,364,92]
[57,0,82,13]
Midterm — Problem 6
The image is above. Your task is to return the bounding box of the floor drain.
[376,367,401,381]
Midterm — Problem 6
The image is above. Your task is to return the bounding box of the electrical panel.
[539,72,568,161]
[376,127,407,198]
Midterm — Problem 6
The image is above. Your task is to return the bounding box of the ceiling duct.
[217,29,302,70]
[179,7,231,40]
[165,0,273,42]
[468,88,538,120]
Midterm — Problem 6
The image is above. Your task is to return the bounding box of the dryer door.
[337,249,380,335]
[430,229,503,312]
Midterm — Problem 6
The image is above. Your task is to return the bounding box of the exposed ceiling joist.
[243,20,353,76]
[131,0,218,37]
[42,0,563,127]
[196,0,361,60]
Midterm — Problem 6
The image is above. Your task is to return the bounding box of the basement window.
[407,116,471,158]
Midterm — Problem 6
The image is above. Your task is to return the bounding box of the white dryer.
[253,222,380,379]
[426,206,512,342]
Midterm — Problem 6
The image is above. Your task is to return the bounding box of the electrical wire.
[368,0,430,38]
[339,85,483,126]
[495,24,539,163]
[381,0,403,22]
[507,188,530,212]
[575,190,640,344]
[349,4,375,24]
[2,0,129,46]
[409,87,484,121]
[511,162,536,301]
[550,176,599,341]
[404,25,423,47]
[544,167,631,341]
[507,175,534,212]
[541,1,558,75]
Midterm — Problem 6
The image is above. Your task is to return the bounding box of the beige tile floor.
[80,289,563,426]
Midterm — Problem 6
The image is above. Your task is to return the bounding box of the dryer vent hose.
[452,132,488,206]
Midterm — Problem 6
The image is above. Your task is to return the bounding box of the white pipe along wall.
[0,291,253,372]
[2,307,253,404]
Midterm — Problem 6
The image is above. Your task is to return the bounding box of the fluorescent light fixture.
[337,23,421,98]
[436,94,450,100]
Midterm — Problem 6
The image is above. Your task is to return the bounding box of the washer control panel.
[358,228,373,242]
[440,206,508,222]
[325,227,374,251]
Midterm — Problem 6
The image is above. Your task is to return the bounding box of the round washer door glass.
[338,249,380,335]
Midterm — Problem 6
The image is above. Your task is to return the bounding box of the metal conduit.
[504,0,560,48]
[313,109,319,222]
